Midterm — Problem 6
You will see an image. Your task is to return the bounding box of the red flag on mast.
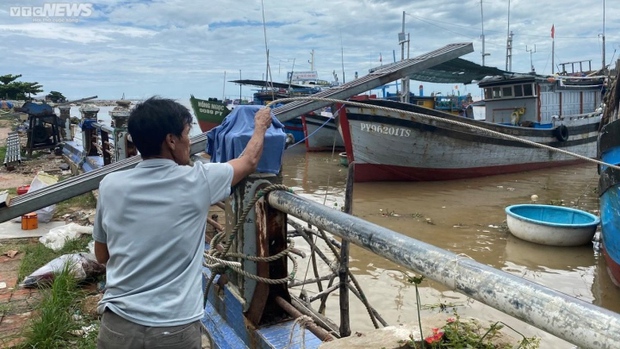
[551,24,555,39]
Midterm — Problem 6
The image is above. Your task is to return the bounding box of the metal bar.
[0,133,208,223]
[275,296,336,342]
[272,43,473,123]
[290,295,340,337]
[309,282,340,303]
[267,190,620,349]
[289,274,333,288]
[91,122,114,134]
[55,95,98,107]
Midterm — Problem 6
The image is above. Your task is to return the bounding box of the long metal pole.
[505,0,511,71]
[552,26,555,74]
[267,190,620,349]
[480,0,486,66]
[602,0,606,70]
[222,71,226,101]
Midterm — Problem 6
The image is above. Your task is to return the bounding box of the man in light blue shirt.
[93,97,273,348]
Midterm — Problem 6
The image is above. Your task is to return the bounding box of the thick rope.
[268,96,620,171]
[203,184,296,302]
[286,315,314,349]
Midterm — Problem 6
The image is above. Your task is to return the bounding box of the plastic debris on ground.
[20,253,105,288]
[13,171,59,223]
[39,222,94,251]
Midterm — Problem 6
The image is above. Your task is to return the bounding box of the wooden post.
[339,162,354,337]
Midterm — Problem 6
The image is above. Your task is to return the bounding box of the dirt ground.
[0,119,71,190]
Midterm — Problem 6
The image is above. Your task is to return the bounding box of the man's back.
[94,159,232,326]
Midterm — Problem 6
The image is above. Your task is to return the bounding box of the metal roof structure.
[369,58,511,84]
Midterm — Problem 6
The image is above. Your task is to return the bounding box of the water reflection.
[280,149,615,347]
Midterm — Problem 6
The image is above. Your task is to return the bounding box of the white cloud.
[0,0,617,100]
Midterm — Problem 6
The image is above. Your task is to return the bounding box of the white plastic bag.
[40,223,93,251]
[20,253,105,288]
[28,171,59,223]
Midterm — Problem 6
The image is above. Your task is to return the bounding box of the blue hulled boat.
[598,74,620,285]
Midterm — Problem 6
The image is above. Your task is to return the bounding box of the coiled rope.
[203,184,297,302]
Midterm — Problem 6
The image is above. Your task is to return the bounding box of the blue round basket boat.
[505,204,600,246]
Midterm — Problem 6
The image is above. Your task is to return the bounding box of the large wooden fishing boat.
[337,66,605,182]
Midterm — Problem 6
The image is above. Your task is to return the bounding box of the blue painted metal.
[201,264,322,349]
[79,118,98,130]
[599,118,620,286]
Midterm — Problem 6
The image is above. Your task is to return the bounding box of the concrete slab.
[0,219,67,240]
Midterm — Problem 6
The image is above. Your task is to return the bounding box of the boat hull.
[302,113,344,152]
[189,95,230,133]
[598,118,620,286]
[338,99,600,182]
[283,118,305,144]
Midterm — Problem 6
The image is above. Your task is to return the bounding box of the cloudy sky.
[1,0,617,101]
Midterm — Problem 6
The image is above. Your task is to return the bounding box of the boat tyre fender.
[554,125,569,142]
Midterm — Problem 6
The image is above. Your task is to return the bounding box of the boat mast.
[399,11,410,103]
[340,32,346,84]
[526,45,536,73]
[480,0,490,66]
[222,71,226,101]
[260,0,274,98]
[551,24,555,74]
[602,0,606,70]
[505,0,512,71]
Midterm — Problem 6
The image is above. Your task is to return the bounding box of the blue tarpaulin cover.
[0,101,14,109]
[206,105,286,174]
[16,102,54,116]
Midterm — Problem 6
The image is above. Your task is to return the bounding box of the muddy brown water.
[280,145,620,348]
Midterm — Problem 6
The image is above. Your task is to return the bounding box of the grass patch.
[53,192,97,218]
[22,265,79,346]
[19,264,99,349]
[10,236,100,348]
[0,238,36,256]
[0,145,6,164]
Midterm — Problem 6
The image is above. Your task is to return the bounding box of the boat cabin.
[478,74,604,126]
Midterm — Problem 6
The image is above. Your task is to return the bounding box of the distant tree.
[0,74,43,100]
[0,74,22,85]
[46,91,67,103]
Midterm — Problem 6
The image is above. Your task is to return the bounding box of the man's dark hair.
[128,97,193,158]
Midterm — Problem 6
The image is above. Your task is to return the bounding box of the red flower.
[447,318,455,323]
[424,328,444,344]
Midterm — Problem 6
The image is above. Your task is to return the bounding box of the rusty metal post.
[57,105,71,141]
[79,104,99,157]
[109,100,132,162]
